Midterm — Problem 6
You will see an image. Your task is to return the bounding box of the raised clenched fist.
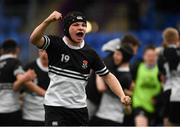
[44,11,62,23]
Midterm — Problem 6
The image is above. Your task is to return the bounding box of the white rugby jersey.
[23,58,49,121]
[40,35,109,108]
[0,54,24,113]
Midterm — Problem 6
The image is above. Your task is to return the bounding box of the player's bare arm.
[96,74,108,93]
[30,11,62,48]
[13,69,36,91]
[24,82,46,96]
[101,72,131,105]
[13,69,46,96]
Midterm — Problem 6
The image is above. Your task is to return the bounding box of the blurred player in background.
[0,39,36,125]
[86,34,140,119]
[30,11,131,126]
[22,49,49,126]
[102,38,121,53]
[131,45,162,126]
[157,27,180,126]
[102,34,140,54]
[89,44,133,126]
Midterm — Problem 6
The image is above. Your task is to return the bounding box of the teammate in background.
[89,44,133,126]
[131,45,162,126]
[22,49,50,126]
[102,34,140,54]
[0,39,36,126]
[30,11,131,126]
[157,27,180,126]
[86,34,140,119]
[101,38,120,52]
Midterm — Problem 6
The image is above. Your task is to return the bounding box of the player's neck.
[120,63,129,67]
[42,63,48,67]
[144,63,156,69]
[63,36,84,49]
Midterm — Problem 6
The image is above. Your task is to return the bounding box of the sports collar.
[0,54,17,60]
[117,66,130,72]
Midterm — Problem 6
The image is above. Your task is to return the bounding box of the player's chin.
[73,37,84,43]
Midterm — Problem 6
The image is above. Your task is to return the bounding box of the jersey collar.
[63,36,85,50]
[0,54,17,60]
[36,58,48,72]
[117,66,130,72]
[168,44,177,48]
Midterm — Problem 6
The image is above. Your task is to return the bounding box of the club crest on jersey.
[82,60,88,69]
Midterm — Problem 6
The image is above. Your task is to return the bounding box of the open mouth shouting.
[72,31,86,43]
[76,31,85,38]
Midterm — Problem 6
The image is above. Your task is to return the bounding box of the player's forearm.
[13,76,25,91]
[102,72,125,99]
[25,81,46,96]
[13,70,36,91]
[13,74,30,91]
[30,20,50,46]
[124,89,133,96]
[30,11,62,47]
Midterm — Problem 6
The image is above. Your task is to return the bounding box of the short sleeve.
[13,60,25,76]
[39,35,58,50]
[91,51,109,76]
[39,35,50,50]
[39,35,60,61]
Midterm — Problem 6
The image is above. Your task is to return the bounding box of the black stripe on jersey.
[95,66,109,76]
[49,66,89,79]
[49,70,88,81]
[49,68,88,80]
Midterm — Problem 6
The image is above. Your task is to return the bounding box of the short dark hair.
[143,45,156,54]
[2,39,18,53]
[117,44,134,63]
[121,34,140,47]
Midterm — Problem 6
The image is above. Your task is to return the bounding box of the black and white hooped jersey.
[24,58,49,90]
[23,58,49,121]
[158,45,180,77]
[158,45,180,101]
[0,54,24,113]
[40,35,109,108]
[158,45,180,88]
